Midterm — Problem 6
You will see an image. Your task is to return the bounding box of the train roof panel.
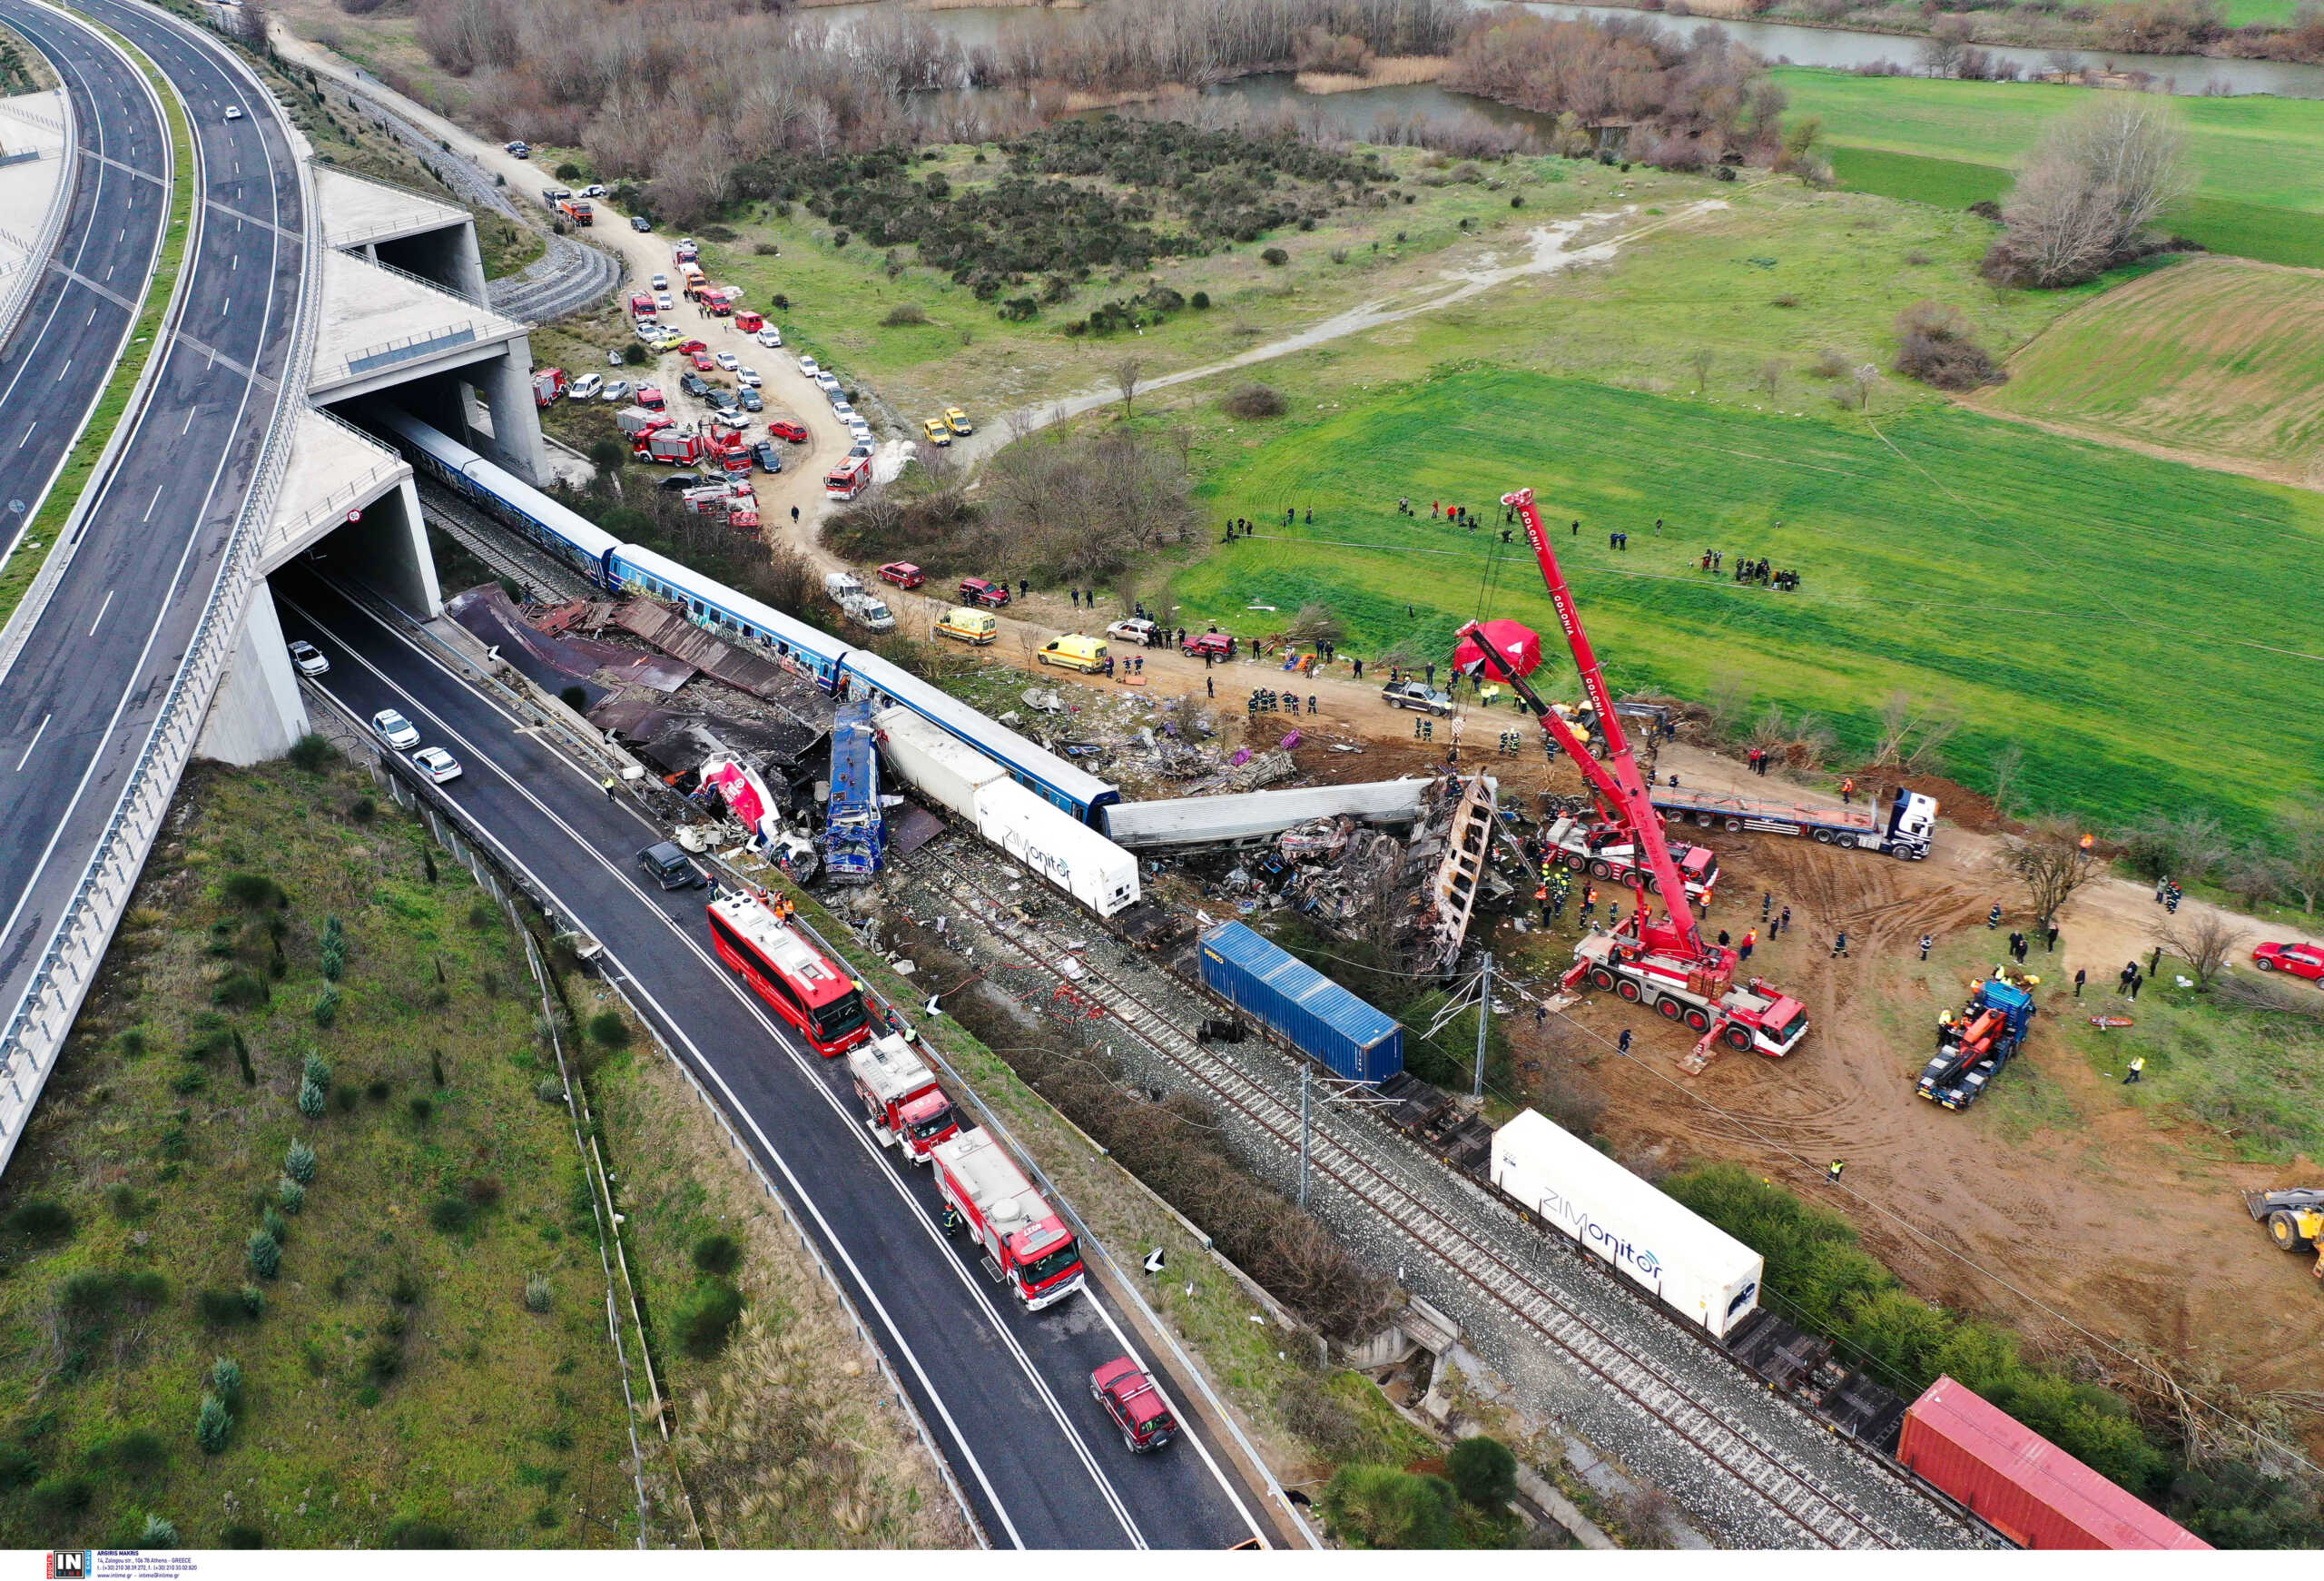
[843,648,1117,809]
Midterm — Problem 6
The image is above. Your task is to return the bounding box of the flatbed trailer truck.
[1650,786,1936,860]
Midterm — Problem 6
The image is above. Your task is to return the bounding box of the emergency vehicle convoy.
[705,890,872,1057]
[932,1129,1087,1310]
[847,1034,960,1162]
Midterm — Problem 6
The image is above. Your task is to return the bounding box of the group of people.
[2153,875,2184,914]
[1249,688,1318,716]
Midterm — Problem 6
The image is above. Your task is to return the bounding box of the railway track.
[903,845,1972,1551]
[415,479,597,603]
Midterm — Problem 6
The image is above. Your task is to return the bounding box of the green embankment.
[1176,368,2324,834]
[1779,68,2324,267]
[0,29,193,629]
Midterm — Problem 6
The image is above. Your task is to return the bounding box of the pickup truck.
[1382,680,1454,716]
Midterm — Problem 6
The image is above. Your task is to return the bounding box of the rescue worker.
[1987,903,2003,930]
[601,776,616,801]
[1918,933,1933,961]
[2124,1056,2145,1085]
[1827,1160,1845,1183]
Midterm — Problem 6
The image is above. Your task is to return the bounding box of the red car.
[690,351,715,372]
[675,339,707,356]
[959,578,1009,608]
[1181,631,1235,659]
[879,561,924,589]
[766,419,809,443]
[1089,1357,1176,1454]
[2252,941,2324,983]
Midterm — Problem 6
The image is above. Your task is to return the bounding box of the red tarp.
[1454,618,1542,679]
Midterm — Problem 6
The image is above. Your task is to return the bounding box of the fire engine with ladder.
[1454,488,1809,1072]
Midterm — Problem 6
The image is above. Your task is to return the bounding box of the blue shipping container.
[1198,923,1403,1083]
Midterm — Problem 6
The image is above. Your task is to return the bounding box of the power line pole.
[1472,952,1492,1100]
[1298,1062,1312,1211]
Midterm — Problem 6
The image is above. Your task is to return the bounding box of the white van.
[824,570,865,604]
[569,372,605,400]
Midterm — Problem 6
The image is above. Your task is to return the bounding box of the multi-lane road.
[0,0,305,1065]
[272,568,1293,1550]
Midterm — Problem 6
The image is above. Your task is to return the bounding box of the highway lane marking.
[13,715,47,772]
[206,201,297,241]
[51,262,136,313]
[180,404,197,435]
[86,590,113,636]
[14,424,30,450]
[287,588,1187,1551]
[52,359,68,383]
[176,335,251,381]
[143,483,163,520]
[218,295,229,317]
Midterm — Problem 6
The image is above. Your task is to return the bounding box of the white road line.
[289,590,1194,1551]
[14,716,48,772]
[14,424,31,450]
[52,359,69,382]
[87,590,113,636]
[181,405,197,435]
[142,483,163,521]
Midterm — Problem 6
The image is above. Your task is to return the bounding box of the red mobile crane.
[1455,488,1809,1069]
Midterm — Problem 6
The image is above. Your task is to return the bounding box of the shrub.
[1221,383,1287,420]
[409,1097,435,1123]
[0,1449,34,1491]
[60,1270,120,1315]
[524,1274,553,1313]
[428,1196,473,1233]
[311,987,341,1028]
[303,1053,332,1089]
[222,1525,264,1548]
[363,1338,402,1383]
[263,1207,290,1246]
[536,1078,565,1104]
[1189,290,1209,310]
[123,1270,167,1309]
[463,1176,503,1209]
[350,795,377,823]
[246,1231,281,1280]
[586,1011,631,1050]
[320,935,346,982]
[221,873,285,909]
[1892,300,2004,390]
[103,1429,168,1476]
[390,1270,421,1306]
[881,302,929,326]
[298,1079,327,1117]
[692,1232,742,1277]
[107,1184,145,1220]
[197,1289,245,1325]
[211,1356,242,1404]
[675,1279,743,1358]
[5,1197,74,1242]
[1320,1465,1457,1548]
[33,1474,93,1517]
[142,1514,182,1546]
[115,1028,149,1058]
[212,972,270,1011]
[284,1141,317,1184]
[1260,247,1288,266]
[239,1284,266,1319]
[385,1518,461,1548]
[1449,1435,1519,1508]
[286,734,335,772]
[195,1394,233,1454]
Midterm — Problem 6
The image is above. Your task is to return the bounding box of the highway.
[0,0,304,1059]
[272,566,1290,1552]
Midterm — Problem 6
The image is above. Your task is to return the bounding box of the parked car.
[637,841,706,891]
[690,351,714,372]
[657,471,704,492]
[847,440,874,460]
[712,410,750,433]
[287,639,329,677]
[705,386,739,411]
[651,272,669,291]
[656,293,674,313]
[409,746,462,785]
[739,388,763,412]
[678,371,711,398]
[602,379,633,403]
[505,140,529,156]
[1038,635,1107,673]
[1381,679,1455,716]
[750,440,783,472]
[755,326,783,348]
[879,562,924,589]
[714,351,740,371]
[921,418,952,447]
[1181,631,1236,660]
[569,372,604,400]
[766,419,808,443]
[1106,618,1159,646]
[2252,941,2324,983]
[958,578,1010,609]
[371,708,420,749]
[675,340,707,355]
[945,406,973,435]
[797,355,820,377]
[736,366,762,388]
[630,214,652,232]
[582,183,606,198]
[1089,1357,1176,1454]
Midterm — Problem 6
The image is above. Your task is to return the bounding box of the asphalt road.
[273,566,1286,1551]
[0,0,304,1045]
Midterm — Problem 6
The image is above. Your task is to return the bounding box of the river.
[809,0,2324,99]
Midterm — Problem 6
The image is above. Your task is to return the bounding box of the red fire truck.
[636,429,707,466]
[531,367,566,407]
[824,453,872,502]
[1539,813,1718,904]
[705,892,872,1057]
[932,1130,1086,1310]
[846,1033,960,1163]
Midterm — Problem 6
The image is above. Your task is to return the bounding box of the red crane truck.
[932,1130,1086,1310]
[847,1033,960,1163]
[1457,488,1808,1071]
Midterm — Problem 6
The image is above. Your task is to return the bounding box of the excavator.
[2243,1189,2324,1285]
[1453,488,1808,1072]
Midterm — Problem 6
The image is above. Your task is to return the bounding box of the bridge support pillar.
[195,587,310,766]
[328,476,442,619]
[468,339,550,488]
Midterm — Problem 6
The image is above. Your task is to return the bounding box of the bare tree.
[1688,346,1713,394]
[2002,818,2100,925]
[1994,95,2190,286]
[1987,741,2024,819]
[2155,912,2244,989]
[1758,358,1784,399]
[1700,675,1753,736]
[1110,356,1146,416]
[1918,15,1972,77]
[1870,690,1961,773]
[2274,791,2324,914]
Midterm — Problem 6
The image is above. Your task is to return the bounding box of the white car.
[712,410,750,432]
[223,106,243,122]
[847,440,874,459]
[736,367,762,388]
[655,293,674,313]
[650,272,669,291]
[602,380,632,403]
[754,327,783,349]
[371,708,420,750]
[410,746,463,784]
[582,183,606,198]
[714,351,740,371]
[830,399,855,420]
[287,639,329,677]
[797,355,820,377]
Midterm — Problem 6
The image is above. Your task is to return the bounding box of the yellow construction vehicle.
[2244,1190,2324,1283]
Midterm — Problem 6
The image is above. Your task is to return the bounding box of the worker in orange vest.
[1841,776,1856,805]
[1739,928,1757,963]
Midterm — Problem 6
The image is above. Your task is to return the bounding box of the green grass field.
[1783,69,2324,267]
[0,761,637,1548]
[1985,255,2324,475]
[1174,368,2324,833]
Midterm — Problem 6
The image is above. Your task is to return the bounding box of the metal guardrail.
[0,77,75,374]
[342,320,477,377]
[0,6,323,1175]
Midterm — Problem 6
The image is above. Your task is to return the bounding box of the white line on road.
[143,483,164,520]
[219,295,230,316]
[181,405,197,435]
[14,424,31,450]
[14,716,49,772]
[52,359,69,382]
[87,591,113,636]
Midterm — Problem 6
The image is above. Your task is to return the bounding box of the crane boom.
[1501,488,1708,953]
[1452,630,1625,824]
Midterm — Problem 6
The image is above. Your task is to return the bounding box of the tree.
[1987,741,2024,820]
[2002,818,2100,925]
[2156,912,2244,988]
[1110,355,1145,416]
[2274,792,2324,914]
[1320,1465,1458,1548]
[1758,358,1784,398]
[1992,95,2190,286]
[1918,15,1973,77]
[1286,603,1344,646]
[2120,809,2230,883]
[1688,345,1713,393]
[1448,1435,1519,1509]
[1869,690,1960,773]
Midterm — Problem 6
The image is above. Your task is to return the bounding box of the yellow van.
[1037,634,1108,673]
[936,607,997,645]
[921,418,952,447]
